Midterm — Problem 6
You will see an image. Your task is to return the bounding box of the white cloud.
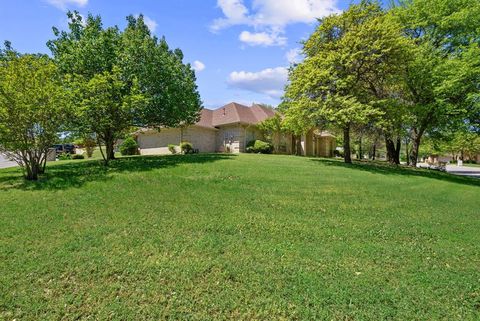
[46,0,88,10]
[192,60,206,72]
[228,67,288,99]
[211,0,250,32]
[249,0,340,28]
[239,31,286,47]
[286,48,304,64]
[211,0,340,44]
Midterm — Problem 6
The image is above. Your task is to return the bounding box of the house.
[134,102,336,157]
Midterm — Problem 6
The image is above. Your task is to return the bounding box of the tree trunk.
[358,136,363,160]
[344,124,352,164]
[108,144,115,160]
[409,135,421,167]
[295,136,302,156]
[39,150,48,174]
[405,137,410,166]
[97,137,108,165]
[395,137,401,163]
[385,136,400,165]
[24,157,40,181]
[372,143,376,160]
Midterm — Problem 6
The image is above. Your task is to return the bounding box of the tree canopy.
[283,0,480,164]
[0,49,68,180]
[47,12,202,164]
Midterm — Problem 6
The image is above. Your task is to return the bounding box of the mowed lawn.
[0,154,479,320]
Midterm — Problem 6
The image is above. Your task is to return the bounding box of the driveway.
[445,164,480,178]
[418,163,480,178]
[0,154,17,169]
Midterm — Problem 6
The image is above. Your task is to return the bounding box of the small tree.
[258,114,286,153]
[82,135,96,158]
[0,51,68,180]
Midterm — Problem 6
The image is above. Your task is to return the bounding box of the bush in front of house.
[72,154,85,160]
[168,144,177,154]
[119,137,139,156]
[58,153,72,160]
[180,142,193,154]
[246,140,273,154]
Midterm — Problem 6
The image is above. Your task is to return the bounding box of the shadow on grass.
[0,153,236,191]
[311,158,480,187]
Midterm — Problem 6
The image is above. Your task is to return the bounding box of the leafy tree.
[393,0,480,166]
[283,1,407,163]
[442,129,480,161]
[76,68,145,164]
[258,114,286,153]
[119,15,202,128]
[0,50,68,180]
[47,12,202,164]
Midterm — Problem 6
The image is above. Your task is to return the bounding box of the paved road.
[445,164,480,178]
[0,154,17,169]
[418,163,480,178]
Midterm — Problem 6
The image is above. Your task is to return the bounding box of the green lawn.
[464,163,480,168]
[1,154,479,320]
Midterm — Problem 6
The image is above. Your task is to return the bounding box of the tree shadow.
[310,158,480,187]
[0,153,236,191]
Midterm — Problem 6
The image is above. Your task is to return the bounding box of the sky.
[0,0,361,109]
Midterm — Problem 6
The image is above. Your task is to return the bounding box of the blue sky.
[0,0,359,109]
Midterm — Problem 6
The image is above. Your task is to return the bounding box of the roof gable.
[197,102,277,127]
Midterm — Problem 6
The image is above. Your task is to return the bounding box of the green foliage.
[72,154,85,160]
[180,142,193,154]
[119,137,139,156]
[77,135,96,158]
[392,0,480,163]
[75,68,144,162]
[48,12,202,164]
[283,1,410,163]
[0,52,68,180]
[246,140,273,154]
[118,14,202,128]
[258,114,286,153]
[168,144,177,154]
[58,153,72,161]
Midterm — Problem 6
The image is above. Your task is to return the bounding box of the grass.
[0,154,479,320]
[464,163,480,168]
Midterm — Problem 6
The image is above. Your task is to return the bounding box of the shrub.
[72,154,85,160]
[58,153,71,160]
[74,137,96,158]
[168,144,177,154]
[119,137,139,156]
[180,142,193,154]
[246,140,273,154]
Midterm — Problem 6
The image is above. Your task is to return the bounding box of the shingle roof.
[195,108,215,129]
[198,102,277,127]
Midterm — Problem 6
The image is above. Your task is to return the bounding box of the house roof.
[204,102,277,127]
[134,102,278,135]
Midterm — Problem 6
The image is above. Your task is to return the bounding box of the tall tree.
[0,50,68,180]
[119,15,202,128]
[283,1,408,163]
[394,0,480,166]
[47,12,202,164]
